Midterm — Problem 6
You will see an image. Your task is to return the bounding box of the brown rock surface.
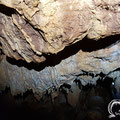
[1,0,120,62]
[0,0,120,96]
[0,39,120,96]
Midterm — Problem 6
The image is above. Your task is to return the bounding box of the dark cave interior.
[0,77,116,120]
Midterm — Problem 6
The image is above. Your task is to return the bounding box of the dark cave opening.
[0,76,117,120]
[0,4,16,16]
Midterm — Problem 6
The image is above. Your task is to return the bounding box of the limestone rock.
[1,0,120,62]
[0,39,120,96]
[67,82,81,107]
[0,0,120,96]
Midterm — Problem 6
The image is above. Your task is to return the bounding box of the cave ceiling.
[0,0,120,96]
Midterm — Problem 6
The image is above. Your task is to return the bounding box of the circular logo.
[108,99,120,118]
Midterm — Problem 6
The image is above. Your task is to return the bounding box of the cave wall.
[0,0,120,97]
[1,0,120,62]
[1,40,120,97]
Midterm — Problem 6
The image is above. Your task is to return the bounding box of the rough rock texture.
[1,39,120,97]
[1,0,120,62]
[0,0,120,100]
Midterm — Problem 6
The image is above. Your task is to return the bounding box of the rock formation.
[0,0,120,103]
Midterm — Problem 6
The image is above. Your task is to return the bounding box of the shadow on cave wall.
[6,34,120,71]
[0,4,16,16]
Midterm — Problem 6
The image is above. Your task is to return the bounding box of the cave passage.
[0,77,114,120]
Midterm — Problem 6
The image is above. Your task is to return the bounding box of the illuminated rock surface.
[0,0,120,102]
[1,0,120,62]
